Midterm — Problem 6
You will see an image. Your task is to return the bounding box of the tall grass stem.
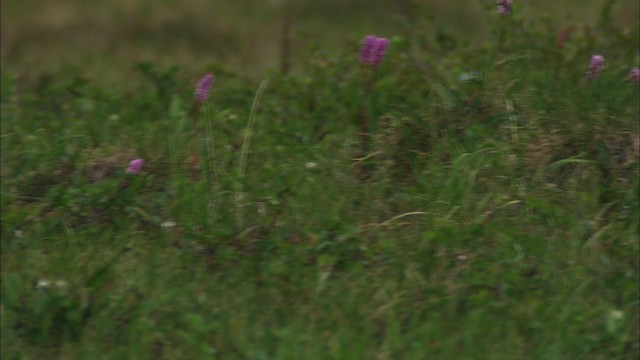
[236,80,269,228]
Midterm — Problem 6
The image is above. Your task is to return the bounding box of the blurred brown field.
[1,0,638,84]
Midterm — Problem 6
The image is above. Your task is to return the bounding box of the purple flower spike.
[585,55,605,81]
[194,74,214,103]
[360,35,377,64]
[590,55,605,72]
[127,159,144,174]
[373,37,390,66]
[359,35,390,66]
[629,68,640,82]
[497,0,513,15]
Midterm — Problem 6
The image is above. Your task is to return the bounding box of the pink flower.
[497,0,513,15]
[194,74,214,103]
[629,68,640,82]
[126,159,144,174]
[374,38,390,65]
[360,35,390,66]
[585,55,605,81]
[590,55,605,72]
[360,35,377,64]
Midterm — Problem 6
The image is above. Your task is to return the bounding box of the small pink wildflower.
[585,55,605,81]
[497,0,513,15]
[374,38,390,65]
[194,74,214,103]
[359,35,390,66]
[360,35,377,64]
[629,68,640,83]
[126,159,144,174]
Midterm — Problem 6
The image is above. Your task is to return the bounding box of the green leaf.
[0,273,21,311]
[432,82,457,109]
[85,246,130,290]
[547,156,593,172]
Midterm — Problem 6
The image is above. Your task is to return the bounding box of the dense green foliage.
[1,2,639,359]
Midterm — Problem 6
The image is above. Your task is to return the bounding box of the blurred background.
[2,0,638,85]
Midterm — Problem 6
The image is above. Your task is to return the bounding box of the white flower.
[609,310,624,320]
[36,278,69,291]
[161,220,177,228]
[36,279,51,290]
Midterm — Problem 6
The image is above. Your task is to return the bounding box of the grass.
[1,1,639,359]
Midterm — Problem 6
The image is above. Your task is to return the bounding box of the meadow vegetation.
[1,1,639,359]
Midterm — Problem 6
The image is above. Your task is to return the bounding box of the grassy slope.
[1,2,639,359]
